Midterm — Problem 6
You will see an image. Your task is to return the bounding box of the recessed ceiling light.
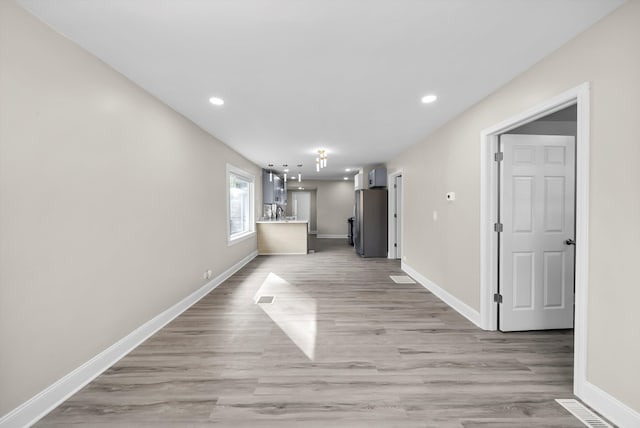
[345,168,351,172]
[343,177,349,180]
[209,97,224,106]
[421,94,437,104]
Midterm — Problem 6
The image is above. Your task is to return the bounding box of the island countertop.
[256,219,308,224]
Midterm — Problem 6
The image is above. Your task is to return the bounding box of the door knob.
[565,239,576,246]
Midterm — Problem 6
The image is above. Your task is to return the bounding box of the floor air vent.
[256,295,275,304]
[390,275,416,284]
[556,399,612,428]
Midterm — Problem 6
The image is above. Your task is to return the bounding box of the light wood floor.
[37,239,582,427]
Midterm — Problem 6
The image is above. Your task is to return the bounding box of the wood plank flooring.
[37,239,582,427]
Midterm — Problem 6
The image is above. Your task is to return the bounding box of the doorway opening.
[480,83,590,398]
[292,191,311,233]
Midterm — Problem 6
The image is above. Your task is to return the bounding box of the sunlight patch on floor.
[254,272,317,360]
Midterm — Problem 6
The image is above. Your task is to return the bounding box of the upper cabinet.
[262,169,286,205]
[368,167,387,188]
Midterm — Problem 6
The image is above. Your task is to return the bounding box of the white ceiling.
[18,0,623,179]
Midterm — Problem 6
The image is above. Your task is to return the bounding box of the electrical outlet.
[207,270,212,279]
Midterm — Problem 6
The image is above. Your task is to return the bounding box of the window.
[227,164,255,244]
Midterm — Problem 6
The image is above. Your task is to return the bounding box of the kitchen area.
[257,166,389,258]
[257,168,310,255]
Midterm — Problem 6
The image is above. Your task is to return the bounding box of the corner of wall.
[0,251,257,428]
[402,262,481,327]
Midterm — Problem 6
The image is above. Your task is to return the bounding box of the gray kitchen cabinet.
[262,169,285,205]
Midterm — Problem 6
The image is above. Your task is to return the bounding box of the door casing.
[480,83,590,398]
[387,169,404,259]
[395,175,403,260]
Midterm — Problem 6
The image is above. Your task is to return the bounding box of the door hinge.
[394,213,397,218]
[394,184,397,189]
[394,243,397,247]
[493,293,503,304]
[494,222,503,232]
[494,152,504,162]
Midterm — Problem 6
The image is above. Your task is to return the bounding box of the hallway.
[38,240,578,427]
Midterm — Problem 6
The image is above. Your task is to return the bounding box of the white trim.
[580,380,640,428]
[479,133,500,330]
[227,230,256,246]
[387,169,403,259]
[479,83,593,407]
[226,163,256,246]
[258,252,308,255]
[402,262,481,327]
[316,234,347,239]
[573,86,591,403]
[0,251,258,428]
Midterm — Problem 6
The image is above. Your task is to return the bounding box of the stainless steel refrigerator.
[354,188,388,257]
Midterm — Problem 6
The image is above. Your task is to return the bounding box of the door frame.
[479,83,590,397]
[387,168,404,259]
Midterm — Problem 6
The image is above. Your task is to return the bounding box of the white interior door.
[394,175,402,259]
[293,192,311,232]
[499,134,575,331]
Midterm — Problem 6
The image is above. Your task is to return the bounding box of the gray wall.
[509,120,577,136]
[290,180,354,237]
[387,0,640,412]
[0,0,260,415]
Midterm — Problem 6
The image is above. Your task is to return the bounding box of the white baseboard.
[402,262,481,327]
[0,251,258,428]
[258,252,307,255]
[317,234,347,239]
[401,263,640,427]
[579,379,640,428]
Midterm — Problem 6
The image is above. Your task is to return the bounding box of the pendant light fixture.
[316,149,328,170]
[268,164,274,182]
[297,164,303,182]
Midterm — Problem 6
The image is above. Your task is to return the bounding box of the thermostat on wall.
[446,192,456,201]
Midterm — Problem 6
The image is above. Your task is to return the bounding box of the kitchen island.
[256,219,309,255]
